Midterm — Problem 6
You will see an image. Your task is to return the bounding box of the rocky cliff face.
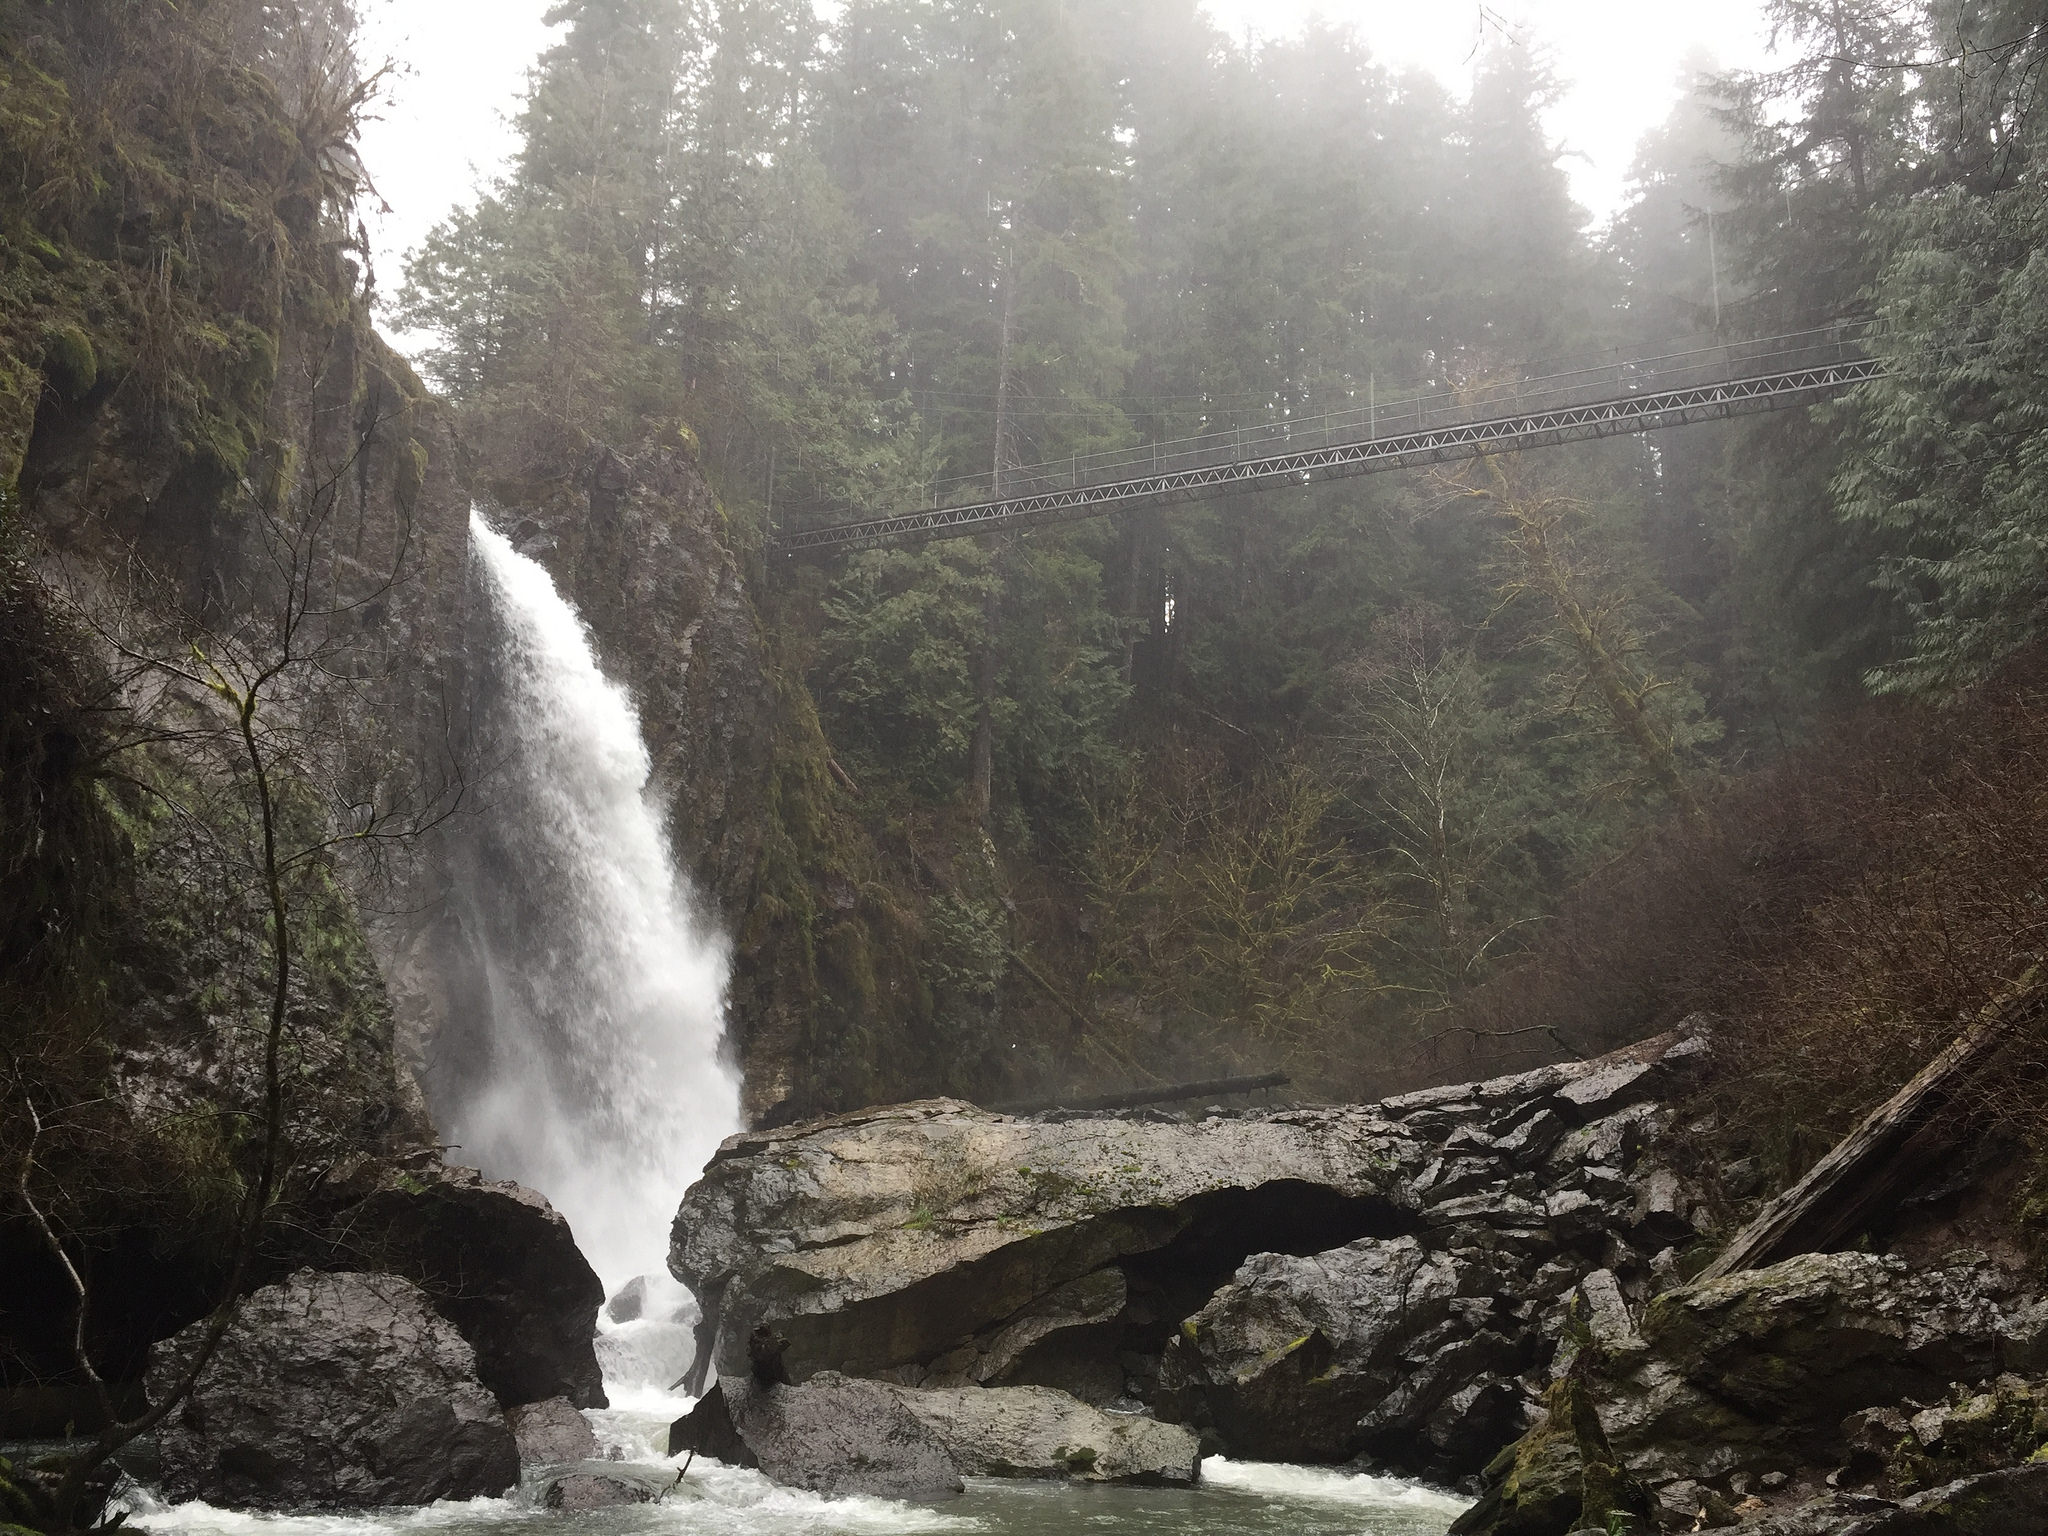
[0,2,617,1440]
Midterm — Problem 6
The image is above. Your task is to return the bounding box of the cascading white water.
[448,512,740,1320]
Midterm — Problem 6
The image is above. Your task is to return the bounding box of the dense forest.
[395,0,2048,1111]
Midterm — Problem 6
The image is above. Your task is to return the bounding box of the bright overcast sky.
[354,0,1781,310]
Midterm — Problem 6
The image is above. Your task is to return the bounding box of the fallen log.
[1698,973,2043,1282]
[993,1072,1290,1117]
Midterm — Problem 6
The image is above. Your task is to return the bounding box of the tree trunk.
[1511,498,1702,820]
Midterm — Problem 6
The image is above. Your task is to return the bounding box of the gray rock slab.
[541,1472,653,1510]
[673,1098,1418,1385]
[509,1397,598,1464]
[722,1372,964,1499]
[891,1383,1200,1484]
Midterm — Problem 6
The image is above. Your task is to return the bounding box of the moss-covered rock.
[40,324,95,400]
[1449,1372,1654,1536]
[1886,1376,2048,1496]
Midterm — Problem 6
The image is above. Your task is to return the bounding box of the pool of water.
[107,1390,1469,1536]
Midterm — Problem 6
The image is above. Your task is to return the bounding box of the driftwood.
[1698,974,2043,1282]
[994,1072,1291,1117]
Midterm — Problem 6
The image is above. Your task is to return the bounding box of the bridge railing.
[905,324,1872,512]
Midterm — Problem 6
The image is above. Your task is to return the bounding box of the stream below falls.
[108,1387,1471,1536]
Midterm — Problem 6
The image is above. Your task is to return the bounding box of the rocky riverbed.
[37,1021,2044,1536]
[97,1389,1471,1536]
[666,1023,2048,1534]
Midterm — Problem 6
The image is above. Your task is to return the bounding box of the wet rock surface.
[703,1372,964,1499]
[671,1375,1197,1490]
[147,1270,518,1509]
[890,1382,1201,1484]
[668,1379,756,1467]
[507,1397,598,1465]
[539,1471,657,1510]
[317,1160,609,1411]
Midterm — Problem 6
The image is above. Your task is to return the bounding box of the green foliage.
[1839,177,2048,695]
[1691,1,2048,708]
[1084,741,1384,1078]
[0,0,379,518]
[1337,603,1546,1010]
[924,893,1007,1004]
[816,544,991,799]
[1,1454,59,1536]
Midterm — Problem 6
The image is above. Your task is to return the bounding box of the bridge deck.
[773,328,1881,555]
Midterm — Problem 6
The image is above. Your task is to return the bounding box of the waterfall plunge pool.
[114,1391,1471,1536]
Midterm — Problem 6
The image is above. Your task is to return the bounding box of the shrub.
[1436,653,2048,1182]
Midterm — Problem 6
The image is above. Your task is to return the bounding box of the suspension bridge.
[771,326,1883,555]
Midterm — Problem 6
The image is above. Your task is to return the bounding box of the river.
[112,1386,1470,1536]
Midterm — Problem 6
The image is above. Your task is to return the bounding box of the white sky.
[354,0,1782,308]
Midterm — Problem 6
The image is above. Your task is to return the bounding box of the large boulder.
[671,1098,1421,1391]
[664,1027,1716,1481]
[1604,1251,2048,1487]
[891,1384,1201,1485]
[317,1160,608,1410]
[1743,1462,2048,1535]
[1156,1234,1529,1475]
[507,1397,598,1464]
[146,1270,518,1509]
[672,1376,1196,1490]
[695,1373,964,1499]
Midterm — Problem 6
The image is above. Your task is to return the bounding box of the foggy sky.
[354,0,1779,322]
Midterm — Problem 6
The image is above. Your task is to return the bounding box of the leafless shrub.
[1438,654,2048,1181]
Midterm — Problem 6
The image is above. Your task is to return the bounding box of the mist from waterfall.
[446,511,740,1308]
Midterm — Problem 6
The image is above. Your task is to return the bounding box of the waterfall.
[442,511,740,1319]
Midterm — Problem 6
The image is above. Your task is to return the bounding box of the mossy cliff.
[2,0,982,1164]
[0,0,472,1431]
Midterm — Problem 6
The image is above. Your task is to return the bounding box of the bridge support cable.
[774,348,1886,556]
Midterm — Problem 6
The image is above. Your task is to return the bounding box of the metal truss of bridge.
[772,327,1884,555]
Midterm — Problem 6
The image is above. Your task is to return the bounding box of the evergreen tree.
[1836,74,2048,694]
[398,0,693,443]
